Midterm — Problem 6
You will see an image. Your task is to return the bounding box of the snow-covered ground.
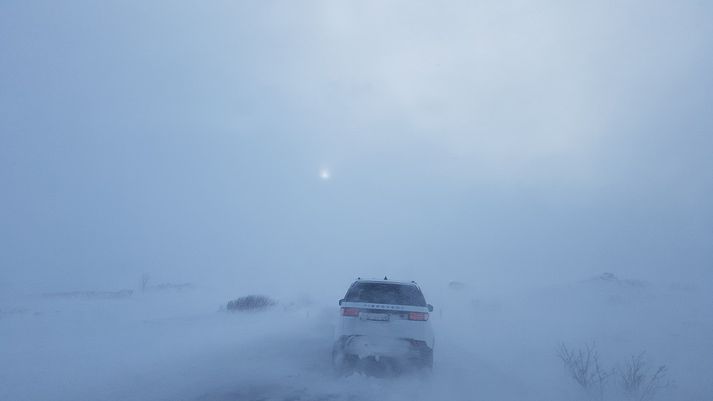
[1,276,711,401]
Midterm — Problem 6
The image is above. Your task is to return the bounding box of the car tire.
[332,343,356,375]
[421,348,433,370]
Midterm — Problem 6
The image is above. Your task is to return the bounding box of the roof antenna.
[384,276,388,280]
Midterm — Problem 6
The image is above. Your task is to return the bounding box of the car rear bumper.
[335,312,435,349]
[336,334,432,359]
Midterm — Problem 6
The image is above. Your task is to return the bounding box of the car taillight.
[408,312,429,321]
[341,307,360,317]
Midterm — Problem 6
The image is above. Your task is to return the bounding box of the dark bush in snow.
[447,281,467,290]
[225,295,276,312]
[586,272,647,288]
[558,343,670,401]
[557,342,611,398]
[619,352,669,401]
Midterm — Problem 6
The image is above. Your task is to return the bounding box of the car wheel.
[332,343,356,374]
[421,348,433,370]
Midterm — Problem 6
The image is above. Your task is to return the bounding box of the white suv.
[332,278,435,372]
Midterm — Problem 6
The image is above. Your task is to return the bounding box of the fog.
[1,1,712,400]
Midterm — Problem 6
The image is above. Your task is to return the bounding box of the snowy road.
[2,281,712,401]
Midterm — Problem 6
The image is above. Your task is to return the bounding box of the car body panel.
[334,280,435,360]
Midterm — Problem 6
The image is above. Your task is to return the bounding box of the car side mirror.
[427,304,434,312]
[339,299,345,306]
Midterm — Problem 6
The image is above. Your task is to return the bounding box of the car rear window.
[345,283,426,306]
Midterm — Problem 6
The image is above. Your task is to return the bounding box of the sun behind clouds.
[319,168,331,180]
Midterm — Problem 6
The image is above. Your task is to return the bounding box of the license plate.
[360,312,390,321]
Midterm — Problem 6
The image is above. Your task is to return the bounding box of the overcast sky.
[1,1,712,293]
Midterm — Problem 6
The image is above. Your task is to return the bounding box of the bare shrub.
[619,352,669,401]
[140,273,150,292]
[226,295,276,312]
[557,342,612,398]
[557,343,671,401]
